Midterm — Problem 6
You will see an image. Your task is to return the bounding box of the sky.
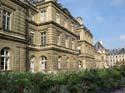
[58,0,125,49]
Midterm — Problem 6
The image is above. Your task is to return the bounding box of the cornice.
[0,29,26,36]
[38,21,79,38]
[28,46,78,55]
[79,53,94,59]
[83,27,93,37]
[27,20,79,38]
[1,1,16,11]
[10,0,38,12]
[78,26,93,37]
[35,1,80,25]
[78,40,94,47]
[0,32,27,44]
[27,20,38,26]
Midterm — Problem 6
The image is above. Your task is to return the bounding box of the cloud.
[95,16,105,23]
[120,35,125,41]
[111,0,125,6]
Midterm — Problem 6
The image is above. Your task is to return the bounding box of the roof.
[108,48,125,55]
[95,41,105,50]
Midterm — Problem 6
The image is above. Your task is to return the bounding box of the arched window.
[40,56,47,71]
[0,48,10,70]
[30,56,35,72]
[78,61,82,68]
[58,56,61,69]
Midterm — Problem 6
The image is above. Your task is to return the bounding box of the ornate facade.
[108,48,125,67]
[0,0,104,73]
[94,41,108,68]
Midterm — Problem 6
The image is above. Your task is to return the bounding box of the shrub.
[0,65,125,93]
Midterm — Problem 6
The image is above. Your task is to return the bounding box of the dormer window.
[56,13,60,24]
[64,20,68,29]
[71,24,74,32]
[40,11,46,23]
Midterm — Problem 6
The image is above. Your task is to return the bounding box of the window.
[41,32,46,46]
[0,48,10,70]
[56,13,60,24]
[30,56,35,72]
[40,56,47,71]
[40,11,46,23]
[71,40,75,49]
[29,32,34,44]
[78,61,82,68]
[71,24,74,32]
[77,47,81,54]
[32,15,35,21]
[57,35,61,45]
[65,39,68,48]
[66,57,70,69]
[86,45,88,53]
[64,20,68,28]
[102,56,104,60]
[58,56,61,69]
[57,33,63,46]
[2,10,11,31]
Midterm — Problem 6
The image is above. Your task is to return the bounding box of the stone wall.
[0,39,26,71]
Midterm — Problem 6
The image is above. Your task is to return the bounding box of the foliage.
[0,65,125,93]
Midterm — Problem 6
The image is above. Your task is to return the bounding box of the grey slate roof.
[95,41,105,50]
[108,48,125,55]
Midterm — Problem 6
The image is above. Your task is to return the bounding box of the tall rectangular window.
[2,10,11,31]
[41,32,46,46]
[29,32,34,44]
[40,11,46,23]
[32,15,35,21]
[72,40,75,49]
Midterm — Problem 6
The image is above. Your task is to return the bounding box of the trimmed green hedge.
[0,65,125,93]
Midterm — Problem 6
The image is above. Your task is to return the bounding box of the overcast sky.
[58,0,125,49]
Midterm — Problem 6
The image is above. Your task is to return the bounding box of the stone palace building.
[108,48,125,67]
[0,0,108,73]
